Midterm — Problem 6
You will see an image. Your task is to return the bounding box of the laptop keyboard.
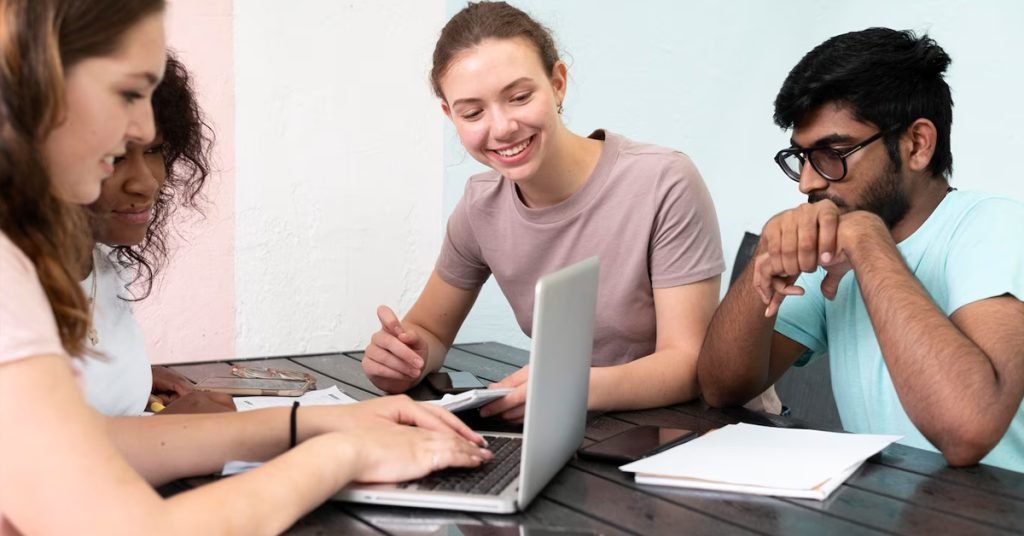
[400,436,522,495]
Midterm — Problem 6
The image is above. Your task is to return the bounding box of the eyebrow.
[130,71,161,86]
[789,133,857,149]
[450,77,534,108]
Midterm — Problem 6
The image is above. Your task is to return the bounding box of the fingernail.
[821,252,832,264]
[478,435,489,447]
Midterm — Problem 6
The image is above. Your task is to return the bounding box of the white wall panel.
[235,0,445,356]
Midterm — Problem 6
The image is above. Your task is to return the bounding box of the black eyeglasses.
[774,126,900,182]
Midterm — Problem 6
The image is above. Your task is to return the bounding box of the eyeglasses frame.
[774,125,902,182]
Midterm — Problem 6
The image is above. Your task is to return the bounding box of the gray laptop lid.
[517,256,598,508]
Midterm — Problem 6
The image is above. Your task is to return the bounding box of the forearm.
[160,434,356,535]
[108,408,298,485]
[401,272,480,384]
[1,357,355,535]
[853,236,1012,462]
[589,348,699,411]
[697,264,780,407]
[405,319,450,378]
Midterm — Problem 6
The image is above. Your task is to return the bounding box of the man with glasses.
[697,28,1024,472]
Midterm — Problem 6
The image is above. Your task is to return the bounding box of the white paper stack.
[619,423,900,500]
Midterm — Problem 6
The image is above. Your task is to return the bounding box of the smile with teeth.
[493,136,532,157]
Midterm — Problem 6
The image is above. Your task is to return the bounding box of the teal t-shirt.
[775,191,1024,472]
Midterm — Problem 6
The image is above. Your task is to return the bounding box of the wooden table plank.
[584,413,639,441]
[293,354,388,396]
[843,462,1024,533]
[609,407,721,434]
[456,342,530,367]
[787,485,1014,536]
[871,443,1024,502]
[540,465,761,535]
[432,347,519,383]
[572,457,885,536]
[474,496,633,535]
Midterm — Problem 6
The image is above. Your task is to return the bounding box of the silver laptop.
[334,256,599,513]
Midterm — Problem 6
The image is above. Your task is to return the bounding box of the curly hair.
[106,51,214,300]
[0,0,165,357]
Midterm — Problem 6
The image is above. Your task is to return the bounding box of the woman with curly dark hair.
[76,51,225,416]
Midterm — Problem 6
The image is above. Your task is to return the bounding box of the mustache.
[808,192,848,208]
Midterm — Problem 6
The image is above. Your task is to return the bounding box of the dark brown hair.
[104,51,214,300]
[774,28,953,179]
[430,1,559,100]
[0,0,165,356]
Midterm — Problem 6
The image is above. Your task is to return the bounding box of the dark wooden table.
[169,342,1024,535]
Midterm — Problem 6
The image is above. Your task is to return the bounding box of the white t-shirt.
[75,247,152,416]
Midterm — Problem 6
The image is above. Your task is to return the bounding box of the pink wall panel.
[135,0,235,363]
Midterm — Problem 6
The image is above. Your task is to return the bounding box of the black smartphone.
[425,371,486,394]
[577,425,698,464]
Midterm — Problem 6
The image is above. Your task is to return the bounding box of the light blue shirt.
[775,191,1024,473]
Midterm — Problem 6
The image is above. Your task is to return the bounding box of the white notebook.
[619,423,900,501]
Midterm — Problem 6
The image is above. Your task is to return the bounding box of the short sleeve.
[435,189,491,290]
[774,269,828,365]
[649,154,726,288]
[945,197,1024,313]
[0,235,66,362]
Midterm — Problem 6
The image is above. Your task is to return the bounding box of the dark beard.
[808,164,909,229]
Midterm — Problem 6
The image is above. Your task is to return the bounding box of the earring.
[557,101,564,115]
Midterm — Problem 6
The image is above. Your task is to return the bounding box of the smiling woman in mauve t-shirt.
[362,2,782,421]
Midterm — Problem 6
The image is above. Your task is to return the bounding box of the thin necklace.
[87,250,99,346]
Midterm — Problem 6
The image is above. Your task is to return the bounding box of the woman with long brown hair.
[0,1,488,533]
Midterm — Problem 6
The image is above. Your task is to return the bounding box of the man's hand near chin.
[754,199,895,316]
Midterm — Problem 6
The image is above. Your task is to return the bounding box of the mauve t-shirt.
[437,130,725,366]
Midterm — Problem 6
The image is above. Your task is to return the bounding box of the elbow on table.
[699,382,750,409]
[942,446,987,468]
[692,366,757,409]
[938,431,1000,468]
